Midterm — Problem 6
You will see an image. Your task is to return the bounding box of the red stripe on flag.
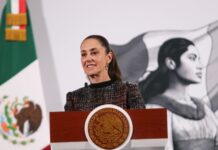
[19,0,26,29]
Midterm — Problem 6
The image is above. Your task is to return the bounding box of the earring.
[105,63,109,70]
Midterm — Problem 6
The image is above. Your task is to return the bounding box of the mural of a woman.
[139,38,218,150]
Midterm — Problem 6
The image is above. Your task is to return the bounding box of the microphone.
[84,82,88,88]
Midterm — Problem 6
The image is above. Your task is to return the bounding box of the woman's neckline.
[89,80,114,88]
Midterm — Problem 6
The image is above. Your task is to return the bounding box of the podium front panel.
[50,109,168,150]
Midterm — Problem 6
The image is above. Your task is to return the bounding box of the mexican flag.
[0,0,50,149]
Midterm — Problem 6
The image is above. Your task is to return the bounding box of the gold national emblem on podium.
[85,104,133,150]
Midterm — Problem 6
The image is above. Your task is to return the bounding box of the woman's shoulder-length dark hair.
[139,38,195,102]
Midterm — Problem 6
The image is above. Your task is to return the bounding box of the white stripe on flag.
[11,0,20,30]
[0,60,49,150]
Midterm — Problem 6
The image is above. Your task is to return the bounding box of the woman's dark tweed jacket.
[64,80,145,111]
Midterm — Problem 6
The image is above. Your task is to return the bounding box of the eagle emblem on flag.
[0,96,42,145]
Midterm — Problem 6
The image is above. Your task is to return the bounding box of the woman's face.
[80,38,112,77]
[175,45,202,83]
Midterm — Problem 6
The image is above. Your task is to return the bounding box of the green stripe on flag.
[5,0,11,28]
[6,0,11,13]
[0,4,37,85]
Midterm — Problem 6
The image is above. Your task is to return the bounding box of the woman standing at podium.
[139,38,218,150]
[64,35,145,111]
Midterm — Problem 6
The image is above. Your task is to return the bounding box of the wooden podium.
[50,108,168,150]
